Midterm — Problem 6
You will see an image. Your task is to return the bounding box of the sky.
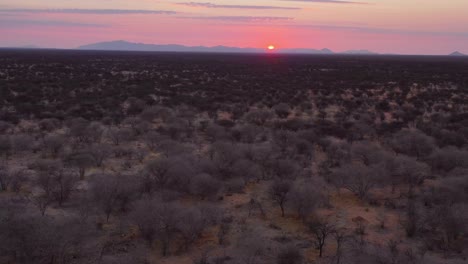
[0,0,467,54]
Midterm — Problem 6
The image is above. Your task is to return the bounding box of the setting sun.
[267,45,275,50]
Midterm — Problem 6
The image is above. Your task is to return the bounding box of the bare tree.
[391,129,435,159]
[143,131,161,151]
[333,228,348,264]
[235,230,270,264]
[308,217,335,258]
[0,135,11,160]
[271,159,301,180]
[107,127,134,146]
[38,118,61,133]
[87,143,112,167]
[10,134,34,154]
[0,120,13,134]
[0,165,11,191]
[42,134,65,158]
[387,155,429,198]
[428,147,467,175]
[288,179,324,222]
[130,198,179,256]
[400,200,421,238]
[177,206,212,251]
[252,144,277,180]
[34,160,78,206]
[277,245,304,264]
[350,141,386,166]
[333,163,383,200]
[30,194,52,216]
[145,157,173,190]
[269,179,292,217]
[191,173,221,200]
[211,141,241,180]
[64,151,95,180]
[90,173,136,222]
[32,159,61,196]
[232,158,262,183]
[244,109,274,126]
[273,103,291,119]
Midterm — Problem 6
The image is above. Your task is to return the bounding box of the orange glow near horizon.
[268,45,275,50]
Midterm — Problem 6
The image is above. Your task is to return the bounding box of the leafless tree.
[252,144,277,180]
[33,160,78,206]
[271,159,301,180]
[350,141,386,166]
[273,130,296,156]
[107,127,134,146]
[87,143,112,167]
[0,213,90,263]
[38,118,61,133]
[130,198,179,256]
[276,245,304,264]
[191,173,221,200]
[333,163,383,200]
[42,134,65,158]
[232,158,262,183]
[244,108,274,126]
[235,230,270,264]
[64,151,94,180]
[390,129,435,159]
[308,217,335,258]
[177,206,212,251]
[0,165,11,191]
[273,103,291,119]
[333,228,348,264]
[400,200,421,238]
[0,135,12,160]
[428,147,467,175]
[288,179,325,222]
[90,173,136,222]
[269,179,292,217]
[30,194,52,216]
[145,157,173,190]
[143,130,161,151]
[325,141,351,168]
[211,141,241,180]
[0,120,13,134]
[10,134,35,154]
[386,155,429,198]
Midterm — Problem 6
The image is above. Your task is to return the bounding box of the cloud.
[0,8,176,15]
[181,16,294,22]
[0,18,108,28]
[281,24,468,37]
[177,2,301,10]
[280,0,368,4]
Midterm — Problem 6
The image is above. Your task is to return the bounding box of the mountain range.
[77,40,377,55]
[449,51,466,56]
[1,41,465,56]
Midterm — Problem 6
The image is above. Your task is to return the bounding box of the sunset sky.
[1,0,467,54]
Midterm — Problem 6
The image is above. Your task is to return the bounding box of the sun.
[267,45,275,50]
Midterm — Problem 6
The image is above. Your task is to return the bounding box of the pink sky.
[1,0,467,54]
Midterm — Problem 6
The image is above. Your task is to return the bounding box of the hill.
[449,51,466,56]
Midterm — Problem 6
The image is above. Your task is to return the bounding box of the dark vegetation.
[0,49,467,264]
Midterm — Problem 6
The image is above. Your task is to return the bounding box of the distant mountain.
[0,45,42,49]
[278,48,335,54]
[78,40,381,55]
[449,51,466,56]
[78,40,337,54]
[78,40,263,53]
[342,49,378,55]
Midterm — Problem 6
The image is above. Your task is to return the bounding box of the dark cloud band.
[177,2,301,10]
[0,8,177,15]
